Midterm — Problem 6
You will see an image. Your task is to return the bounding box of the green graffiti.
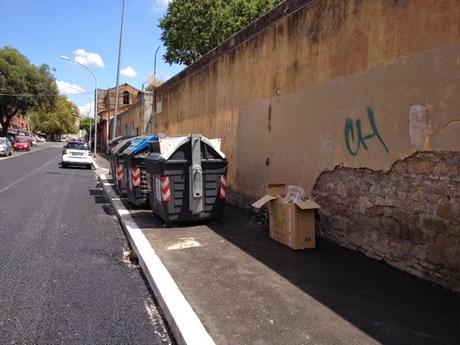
[344,107,389,156]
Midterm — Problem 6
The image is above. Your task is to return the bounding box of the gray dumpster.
[110,137,133,195]
[145,134,228,224]
[122,135,158,206]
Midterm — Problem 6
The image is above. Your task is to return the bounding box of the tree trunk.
[0,116,11,136]
[1,109,18,136]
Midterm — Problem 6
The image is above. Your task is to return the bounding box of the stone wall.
[152,0,460,291]
[313,151,460,291]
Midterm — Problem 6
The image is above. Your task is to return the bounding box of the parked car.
[61,141,92,169]
[13,138,31,151]
[0,137,13,156]
[5,133,16,143]
[36,136,46,143]
[22,135,35,146]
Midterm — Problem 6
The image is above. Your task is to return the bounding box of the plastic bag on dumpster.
[282,185,305,204]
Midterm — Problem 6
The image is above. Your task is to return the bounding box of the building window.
[123,91,130,105]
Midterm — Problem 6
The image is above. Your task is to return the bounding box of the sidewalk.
[94,154,460,345]
[93,151,110,170]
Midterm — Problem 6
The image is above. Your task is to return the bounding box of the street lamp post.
[60,55,98,157]
[151,46,161,133]
[154,46,160,84]
[112,0,126,141]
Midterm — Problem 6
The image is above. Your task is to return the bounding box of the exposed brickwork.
[312,152,460,292]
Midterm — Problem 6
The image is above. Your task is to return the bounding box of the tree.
[30,95,78,141]
[0,47,58,135]
[145,77,163,91]
[79,117,93,142]
[159,0,282,65]
[79,117,93,134]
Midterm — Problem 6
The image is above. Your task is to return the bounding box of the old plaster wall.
[154,0,460,290]
[156,0,460,198]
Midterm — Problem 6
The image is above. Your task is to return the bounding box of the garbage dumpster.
[110,138,132,193]
[145,134,228,223]
[110,137,135,195]
[108,135,132,151]
[123,135,158,206]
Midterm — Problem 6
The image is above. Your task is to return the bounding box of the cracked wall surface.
[313,152,460,292]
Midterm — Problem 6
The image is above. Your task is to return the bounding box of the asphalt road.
[0,143,173,345]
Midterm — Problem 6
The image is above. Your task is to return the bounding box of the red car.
[13,138,31,151]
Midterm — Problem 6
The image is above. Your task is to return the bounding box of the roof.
[97,83,140,93]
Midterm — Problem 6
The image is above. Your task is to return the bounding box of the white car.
[61,141,92,169]
[0,137,13,156]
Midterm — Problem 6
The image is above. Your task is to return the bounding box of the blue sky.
[0,0,183,116]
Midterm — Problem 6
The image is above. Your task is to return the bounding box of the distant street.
[0,143,173,345]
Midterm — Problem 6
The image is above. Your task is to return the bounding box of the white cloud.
[151,0,171,11]
[120,66,138,78]
[78,102,95,118]
[57,81,86,95]
[73,48,105,68]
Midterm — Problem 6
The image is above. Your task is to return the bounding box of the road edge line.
[97,172,216,345]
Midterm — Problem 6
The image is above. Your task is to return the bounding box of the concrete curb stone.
[96,171,216,345]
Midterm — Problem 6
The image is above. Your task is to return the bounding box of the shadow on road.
[206,206,460,345]
[89,187,117,215]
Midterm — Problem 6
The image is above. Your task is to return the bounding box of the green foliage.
[30,95,78,137]
[0,46,58,134]
[79,117,93,133]
[159,0,282,65]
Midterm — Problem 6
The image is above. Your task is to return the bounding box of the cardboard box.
[252,184,320,250]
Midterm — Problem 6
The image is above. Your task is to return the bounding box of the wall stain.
[307,0,349,44]
[268,104,272,132]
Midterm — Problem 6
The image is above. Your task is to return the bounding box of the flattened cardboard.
[294,199,320,210]
[252,195,277,209]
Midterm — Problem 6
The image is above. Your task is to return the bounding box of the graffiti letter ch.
[344,107,389,156]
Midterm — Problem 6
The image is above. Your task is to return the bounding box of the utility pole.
[112,0,126,142]
[152,46,160,133]
[140,83,144,135]
[87,111,91,145]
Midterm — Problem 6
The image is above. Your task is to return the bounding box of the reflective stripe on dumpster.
[161,176,172,203]
[116,164,124,181]
[132,166,141,187]
[219,175,227,199]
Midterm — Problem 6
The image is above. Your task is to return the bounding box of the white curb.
[97,172,216,345]
[91,157,100,169]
